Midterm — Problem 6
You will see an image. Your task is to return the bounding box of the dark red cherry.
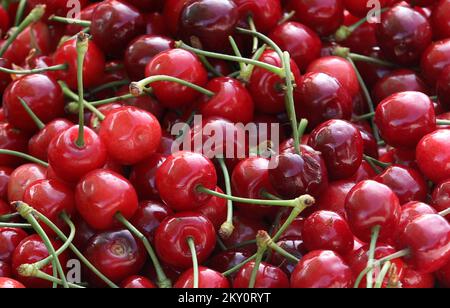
[0,58,12,94]
[0,262,12,279]
[162,0,195,35]
[154,212,216,269]
[437,65,450,110]
[207,250,252,276]
[145,49,208,109]
[90,0,145,58]
[345,180,401,242]
[84,229,146,286]
[416,129,450,183]
[130,200,173,242]
[175,266,230,288]
[145,12,169,36]
[115,86,165,120]
[432,180,450,221]
[341,21,377,56]
[316,180,355,219]
[233,261,290,288]
[268,238,306,275]
[75,169,138,230]
[420,39,450,86]
[156,151,217,212]
[72,215,96,251]
[221,215,266,253]
[353,122,378,158]
[129,153,166,200]
[121,275,156,288]
[0,123,29,167]
[0,6,9,35]
[48,126,107,183]
[0,167,12,201]
[3,74,65,134]
[196,187,227,231]
[66,3,99,35]
[234,0,282,33]
[375,91,436,149]
[0,228,28,263]
[124,35,174,80]
[7,164,47,203]
[431,0,450,40]
[400,214,450,273]
[437,260,450,288]
[401,266,435,288]
[291,250,353,288]
[376,5,432,65]
[343,0,392,18]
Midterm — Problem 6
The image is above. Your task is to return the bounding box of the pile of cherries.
[0,0,450,289]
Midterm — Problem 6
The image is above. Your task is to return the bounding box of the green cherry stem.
[264,232,300,263]
[247,16,259,53]
[366,225,381,288]
[353,112,375,122]
[115,212,171,288]
[236,27,284,62]
[374,261,391,289]
[278,10,295,25]
[0,5,45,57]
[437,119,450,126]
[297,118,308,143]
[14,0,27,26]
[0,222,32,228]
[248,239,265,288]
[217,157,234,239]
[48,15,91,27]
[18,97,44,130]
[364,155,391,169]
[90,93,138,107]
[439,208,450,217]
[239,43,266,83]
[75,33,89,148]
[334,8,390,41]
[186,237,199,288]
[0,149,48,167]
[18,264,85,288]
[0,63,67,75]
[88,80,130,96]
[198,55,223,77]
[222,254,258,277]
[0,212,20,222]
[229,36,246,73]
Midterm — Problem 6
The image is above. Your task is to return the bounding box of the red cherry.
[65,3,99,36]
[0,167,12,201]
[129,153,166,201]
[353,122,378,158]
[0,228,28,263]
[145,49,208,109]
[234,0,282,33]
[156,151,217,212]
[437,260,450,287]
[343,0,392,17]
[48,126,107,183]
[341,21,377,55]
[196,187,227,231]
[345,180,401,242]
[121,275,156,288]
[291,250,353,288]
[84,229,146,286]
[0,277,25,288]
[395,201,437,244]
[268,238,306,275]
[316,180,355,219]
[175,266,230,288]
[145,12,169,36]
[0,6,9,35]
[420,39,450,86]
[0,123,29,167]
[162,0,194,35]
[154,212,216,269]
[115,86,165,120]
[0,58,12,94]
[401,266,435,288]
[233,261,290,288]
[7,164,47,203]
[221,215,266,253]
[72,215,96,251]
[207,250,252,277]
[431,0,450,40]
[416,129,450,183]
[27,0,88,19]
[437,66,450,110]
[75,169,138,230]
[432,180,450,221]
[130,200,173,242]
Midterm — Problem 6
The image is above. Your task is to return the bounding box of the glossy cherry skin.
[0,228,28,263]
[233,261,290,288]
[75,169,138,230]
[129,153,166,201]
[420,39,450,86]
[395,201,437,245]
[130,200,173,243]
[0,167,12,201]
[248,50,302,114]
[90,0,145,58]
[175,266,230,288]
[375,91,436,149]
[124,35,174,81]
[399,214,450,273]
[53,37,106,90]
[431,0,450,40]
[154,212,216,269]
[376,5,432,65]
[3,74,65,134]
[47,126,107,183]
[291,250,353,288]
[196,187,227,231]
[12,234,68,288]
[207,250,252,277]
[84,229,146,286]
[437,66,450,111]
[0,277,25,288]
[432,180,450,221]
[437,260,450,288]
[121,275,156,288]
[401,266,435,288]
[145,49,208,109]
[234,0,282,33]
[28,119,73,162]
[345,180,401,242]
[372,69,430,105]
[416,130,450,184]
[7,164,47,203]
[0,123,29,167]
[0,58,12,94]
[308,120,363,180]
[198,77,254,124]
[315,180,355,219]
[163,0,195,35]
[156,151,217,212]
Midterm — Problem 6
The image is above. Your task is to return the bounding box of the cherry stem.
[18,97,45,130]
[266,235,300,263]
[176,41,284,77]
[297,118,308,143]
[48,15,91,27]
[278,10,295,25]
[59,81,105,121]
[366,225,381,288]
[247,16,259,53]
[0,212,20,221]
[74,33,89,148]
[222,254,257,277]
[260,191,282,201]
[439,208,450,217]
[198,55,223,77]
[15,201,69,288]
[18,265,84,288]
[186,237,199,288]
[0,149,48,167]
[217,157,234,239]
[374,261,391,289]
[0,222,32,228]
[0,5,45,57]
[90,93,137,107]
[353,112,375,122]
[0,63,67,75]
[130,75,215,98]
[239,43,266,82]
[88,80,130,96]
[236,27,284,62]
[14,0,27,26]
[248,245,264,288]
[364,155,391,170]
[216,237,228,251]
[229,36,246,73]
[115,212,171,288]
[437,119,450,126]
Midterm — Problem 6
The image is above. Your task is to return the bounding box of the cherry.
[129,153,166,201]
[432,180,450,221]
[268,238,306,275]
[395,202,437,243]
[315,180,355,219]
[416,129,450,184]
[124,0,164,11]
[88,103,122,133]
[121,275,156,288]
[3,74,65,134]
[376,5,432,65]
[28,119,73,162]
[291,250,353,288]
[72,215,96,251]
[0,123,29,167]
[0,277,25,288]
[345,180,401,242]
[399,214,450,273]
[248,50,302,114]
[431,0,450,40]
[175,266,230,288]
[0,58,12,93]
[221,215,266,253]
[196,187,227,231]
[353,122,378,158]
[163,0,195,35]
[114,86,165,120]
[372,69,430,105]
[198,77,254,124]
[0,167,12,201]
[156,151,217,212]
[0,6,9,36]
[53,37,106,90]
[90,0,145,58]
[234,0,282,33]
[130,200,173,243]
[75,169,138,230]
[7,164,47,203]
[420,39,450,86]
[84,229,146,286]
[269,22,321,72]
[375,91,436,149]
[12,234,68,288]
[145,12,169,35]
[65,3,99,36]
[0,228,28,263]
[154,212,216,269]
[401,266,435,288]
[47,126,107,183]
[437,260,450,288]
[27,0,88,19]
[144,48,208,109]
[437,66,450,110]
[233,261,290,288]
[207,250,252,276]
[343,0,392,17]
[379,147,418,170]
[0,260,11,276]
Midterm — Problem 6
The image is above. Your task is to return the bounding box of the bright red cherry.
[154,212,216,269]
[129,153,166,201]
[0,123,29,167]
[156,151,217,212]
[291,250,353,288]
[144,49,208,109]
[420,39,450,86]
[401,266,435,288]
[416,129,450,184]
[75,169,138,230]
[316,180,355,219]
[162,0,194,35]
[345,180,401,242]
[395,201,437,243]
[233,261,290,288]
[0,277,25,288]
[196,187,227,231]
[431,0,450,40]
[7,164,47,203]
[0,228,28,263]
[130,200,173,242]
[234,0,282,33]
[175,266,230,288]
[432,180,450,221]
[121,275,156,288]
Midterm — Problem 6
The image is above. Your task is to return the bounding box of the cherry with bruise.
[130,200,173,242]
[0,228,28,263]
[7,164,47,203]
[420,39,450,86]
[0,123,29,167]
[175,266,230,288]
[233,261,290,288]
